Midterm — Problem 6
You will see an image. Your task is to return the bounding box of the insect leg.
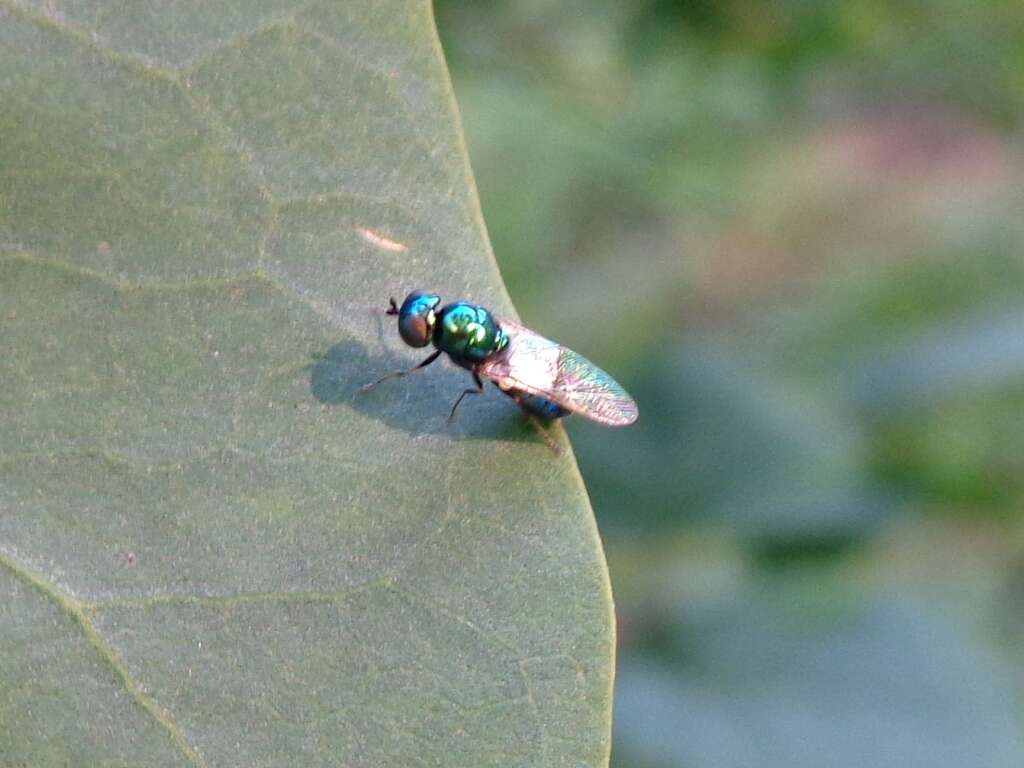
[509,392,563,454]
[358,349,442,393]
[521,410,563,455]
[447,371,485,423]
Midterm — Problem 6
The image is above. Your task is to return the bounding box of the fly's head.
[391,291,441,348]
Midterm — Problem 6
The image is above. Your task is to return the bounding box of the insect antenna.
[386,297,399,315]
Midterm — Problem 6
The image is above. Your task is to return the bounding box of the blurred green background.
[435,1,1024,766]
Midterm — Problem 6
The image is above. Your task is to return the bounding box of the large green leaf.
[0,3,613,766]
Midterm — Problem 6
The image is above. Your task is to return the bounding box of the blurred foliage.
[436,0,1024,765]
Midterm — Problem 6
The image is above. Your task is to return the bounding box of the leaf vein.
[177,2,320,75]
[295,24,439,156]
[1,0,180,83]
[0,251,342,327]
[0,550,208,768]
[384,579,551,753]
[81,577,390,611]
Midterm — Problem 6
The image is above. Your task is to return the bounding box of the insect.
[360,291,638,447]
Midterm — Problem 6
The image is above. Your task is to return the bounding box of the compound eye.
[398,311,432,347]
[397,292,441,348]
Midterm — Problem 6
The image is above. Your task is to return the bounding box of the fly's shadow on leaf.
[310,338,540,444]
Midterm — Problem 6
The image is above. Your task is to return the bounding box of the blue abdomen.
[516,393,569,420]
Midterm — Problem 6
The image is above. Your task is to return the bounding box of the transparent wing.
[478,319,639,426]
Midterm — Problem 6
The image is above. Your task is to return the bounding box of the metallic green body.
[384,290,638,427]
[433,302,507,367]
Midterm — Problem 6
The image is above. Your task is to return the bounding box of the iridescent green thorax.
[433,302,507,365]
